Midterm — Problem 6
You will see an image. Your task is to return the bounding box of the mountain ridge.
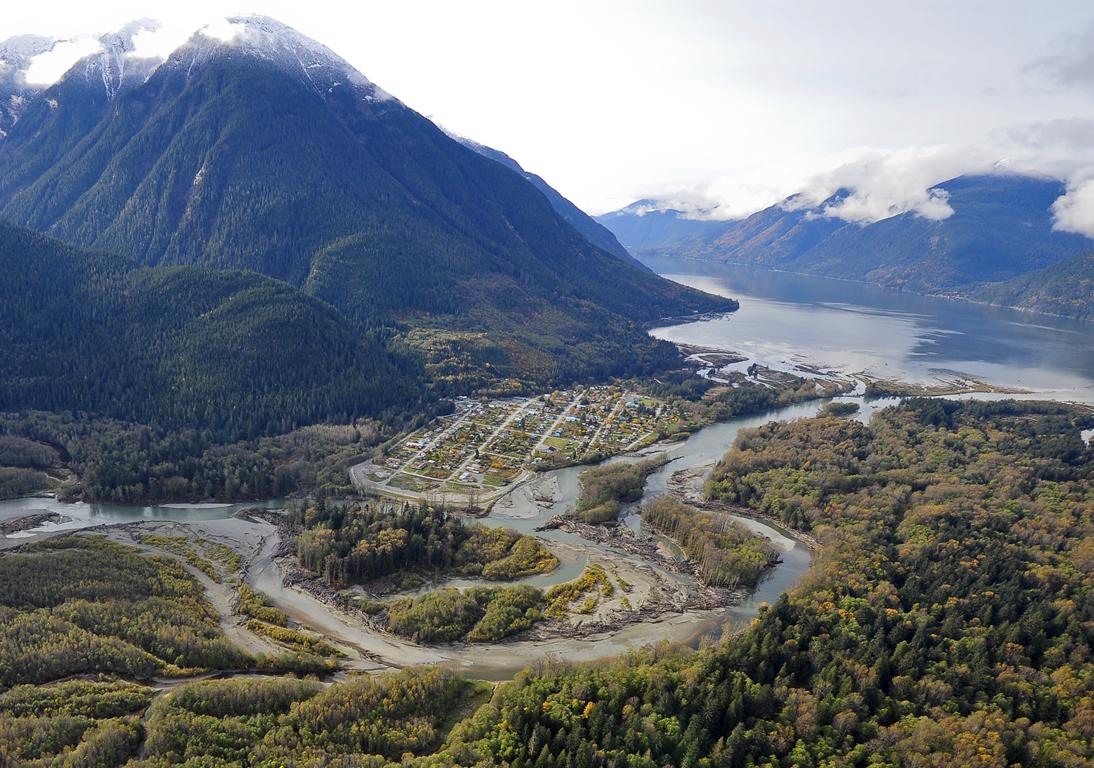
[597,173,1094,313]
[0,16,734,392]
[450,133,641,267]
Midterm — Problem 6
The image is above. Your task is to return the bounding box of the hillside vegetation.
[0,222,422,440]
[973,252,1094,319]
[0,536,328,688]
[0,410,398,503]
[0,27,734,391]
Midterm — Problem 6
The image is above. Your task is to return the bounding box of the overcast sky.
[6,0,1094,227]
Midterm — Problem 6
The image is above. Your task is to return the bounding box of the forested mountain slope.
[0,17,733,388]
[972,251,1094,319]
[0,221,422,437]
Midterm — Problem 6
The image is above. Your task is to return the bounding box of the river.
[2,262,1090,676]
[244,397,849,679]
[0,399,835,678]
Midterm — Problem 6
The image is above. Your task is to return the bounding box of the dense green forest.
[0,410,407,503]
[574,455,670,523]
[140,669,487,767]
[0,669,486,767]
[0,678,151,767]
[973,252,1094,320]
[642,496,779,589]
[0,222,424,440]
[382,585,546,643]
[294,501,558,588]
[0,434,59,502]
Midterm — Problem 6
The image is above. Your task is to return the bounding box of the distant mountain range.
[597,199,731,254]
[598,174,1094,318]
[0,16,732,425]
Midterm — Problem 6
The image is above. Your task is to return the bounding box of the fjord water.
[645,257,1094,403]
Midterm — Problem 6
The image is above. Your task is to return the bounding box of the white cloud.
[1051,171,1094,237]
[198,17,246,44]
[630,146,998,224]
[635,131,1094,229]
[22,36,102,85]
[791,146,998,224]
[128,21,191,61]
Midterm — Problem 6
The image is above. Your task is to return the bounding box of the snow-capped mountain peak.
[0,16,401,142]
[71,19,162,100]
[0,35,58,74]
[0,35,58,135]
[170,15,396,104]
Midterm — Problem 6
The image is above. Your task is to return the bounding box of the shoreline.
[642,254,1094,325]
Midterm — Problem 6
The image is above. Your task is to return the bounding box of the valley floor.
[78,503,744,680]
[352,384,683,506]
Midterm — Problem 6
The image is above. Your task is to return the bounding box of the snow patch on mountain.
[0,34,57,134]
[73,20,162,99]
[609,198,723,221]
[1,15,401,137]
[0,34,57,73]
[174,15,397,104]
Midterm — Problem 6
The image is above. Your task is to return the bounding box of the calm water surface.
[646,257,1094,403]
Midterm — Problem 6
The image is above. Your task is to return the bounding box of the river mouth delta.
[0,396,827,680]
[1,263,1091,684]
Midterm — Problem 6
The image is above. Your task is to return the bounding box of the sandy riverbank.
[247,519,719,677]
[491,473,562,519]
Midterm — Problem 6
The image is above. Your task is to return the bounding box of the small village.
[354,385,685,503]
